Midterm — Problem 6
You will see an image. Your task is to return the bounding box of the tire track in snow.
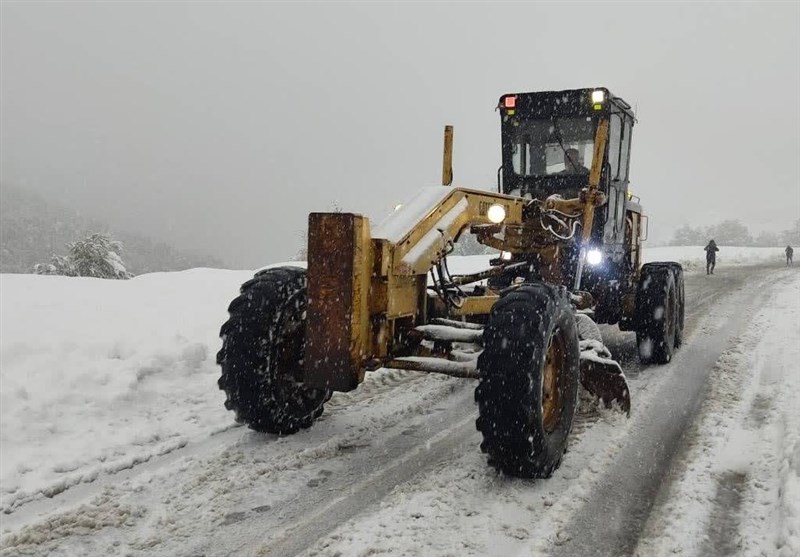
[0,367,431,525]
[701,471,747,556]
[1,372,469,555]
[206,387,479,557]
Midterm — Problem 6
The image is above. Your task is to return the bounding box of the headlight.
[487,204,506,224]
[500,251,512,261]
[591,90,605,103]
[586,249,603,266]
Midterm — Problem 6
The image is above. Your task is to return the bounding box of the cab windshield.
[510,117,596,176]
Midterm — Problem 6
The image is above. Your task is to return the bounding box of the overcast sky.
[2,2,799,268]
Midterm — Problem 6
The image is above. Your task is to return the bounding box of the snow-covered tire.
[217,266,331,435]
[648,262,685,347]
[635,264,678,364]
[666,264,685,347]
[475,283,580,478]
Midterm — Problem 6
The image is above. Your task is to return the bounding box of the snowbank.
[0,269,257,512]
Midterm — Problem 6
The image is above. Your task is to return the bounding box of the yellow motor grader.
[217,87,685,478]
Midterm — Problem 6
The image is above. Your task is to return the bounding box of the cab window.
[510,117,596,176]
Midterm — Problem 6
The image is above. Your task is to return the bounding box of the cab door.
[603,112,633,264]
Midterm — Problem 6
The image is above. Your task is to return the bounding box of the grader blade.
[575,314,631,415]
[579,350,631,416]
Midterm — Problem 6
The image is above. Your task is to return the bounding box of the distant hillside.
[0,185,225,274]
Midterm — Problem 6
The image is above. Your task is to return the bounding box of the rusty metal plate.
[305,213,362,392]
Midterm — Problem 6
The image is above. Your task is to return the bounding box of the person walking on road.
[787,245,794,266]
[704,240,719,275]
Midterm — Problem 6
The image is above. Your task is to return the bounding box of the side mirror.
[640,215,649,241]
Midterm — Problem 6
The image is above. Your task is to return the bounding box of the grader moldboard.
[217,87,685,478]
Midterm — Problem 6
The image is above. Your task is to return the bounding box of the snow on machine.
[216,88,685,478]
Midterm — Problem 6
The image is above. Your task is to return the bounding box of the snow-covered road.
[1,248,797,556]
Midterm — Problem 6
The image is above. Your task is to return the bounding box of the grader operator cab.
[217,87,685,478]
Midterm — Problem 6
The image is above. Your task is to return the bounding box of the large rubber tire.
[635,264,678,364]
[667,264,685,347]
[217,267,331,435]
[475,283,581,478]
[642,262,685,347]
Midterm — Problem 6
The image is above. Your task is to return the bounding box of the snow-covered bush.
[33,254,76,276]
[34,233,133,279]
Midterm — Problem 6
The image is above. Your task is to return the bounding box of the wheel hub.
[542,329,566,434]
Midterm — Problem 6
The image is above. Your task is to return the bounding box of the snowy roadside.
[0,269,253,513]
[635,271,800,557]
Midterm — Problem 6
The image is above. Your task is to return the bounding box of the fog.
[2,2,798,268]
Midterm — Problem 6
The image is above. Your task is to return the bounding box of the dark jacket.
[559,165,590,175]
[704,241,719,260]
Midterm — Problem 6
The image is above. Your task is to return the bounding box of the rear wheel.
[635,264,678,364]
[217,266,331,434]
[663,264,685,347]
[475,283,580,478]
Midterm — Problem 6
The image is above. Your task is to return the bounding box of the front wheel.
[475,283,580,478]
[217,266,331,435]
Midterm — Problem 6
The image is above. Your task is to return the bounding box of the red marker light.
[504,96,516,109]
